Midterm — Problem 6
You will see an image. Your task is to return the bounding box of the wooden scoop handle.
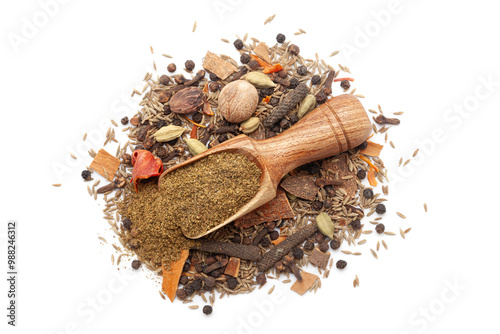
[253,94,371,181]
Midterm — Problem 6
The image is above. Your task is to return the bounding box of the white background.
[1,0,499,333]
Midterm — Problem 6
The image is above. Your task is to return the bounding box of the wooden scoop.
[159,94,372,239]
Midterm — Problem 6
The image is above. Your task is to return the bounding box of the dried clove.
[283,255,302,281]
[203,258,228,274]
[314,178,344,187]
[183,70,206,86]
[322,70,335,95]
[96,177,126,194]
[374,114,400,125]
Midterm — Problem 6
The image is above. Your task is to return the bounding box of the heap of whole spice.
[83,28,408,314]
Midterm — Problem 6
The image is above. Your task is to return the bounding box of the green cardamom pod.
[245,72,277,89]
[316,212,335,239]
[297,94,316,119]
[154,125,186,142]
[185,138,208,156]
[239,117,260,134]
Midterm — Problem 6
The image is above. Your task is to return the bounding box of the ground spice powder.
[161,152,261,238]
[119,152,261,268]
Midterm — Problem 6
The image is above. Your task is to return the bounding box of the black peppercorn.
[363,188,374,199]
[315,232,326,244]
[203,305,213,315]
[256,273,267,285]
[121,116,129,125]
[233,39,244,50]
[323,198,333,209]
[316,91,328,104]
[276,33,286,43]
[280,118,291,130]
[190,278,202,291]
[297,66,308,76]
[167,137,178,146]
[289,115,299,124]
[375,223,385,234]
[163,104,171,115]
[232,234,242,244]
[248,59,260,70]
[311,75,321,85]
[204,276,216,289]
[192,112,203,124]
[243,236,252,245]
[319,242,329,253]
[210,269,222,278]
[269,230,279,241]
[340,80,350,90]
[172,118,182,126]
[159,74,170,85]
[176,289,187,300]
[156,120,167,129]
[293,248,304,259]
[209,72,219,81]
[131,260,141,270]
[357,141,368,150]
[336,260,347,269]
[185,60,195,71]
[194,263,204,273]
[209,81,220,92]
[227,276,238,289]
[357,169,366,180]
[156,147,168,158]
[182,262,190,272]
[179,275,189,285]
[303,240,314,251]
[260,237,271,247]
[267,131,276,138]
[330,238,341,250]
[376,203,386,214]
[184,284,194,296]
[350,219,362,230]
[240,53,251,64]
[167,63,176,73]
[288,44,300,56]
[122,218,132,230]
[81,170,91,181]
[311,200,323,211]
[289,77,300,89]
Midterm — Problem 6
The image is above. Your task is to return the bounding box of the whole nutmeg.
[170,87,206,114]
[218,80,259,123]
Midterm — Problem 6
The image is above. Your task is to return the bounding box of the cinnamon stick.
[257,223,318,272]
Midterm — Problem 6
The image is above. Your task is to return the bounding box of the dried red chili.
[131,150,164,192]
